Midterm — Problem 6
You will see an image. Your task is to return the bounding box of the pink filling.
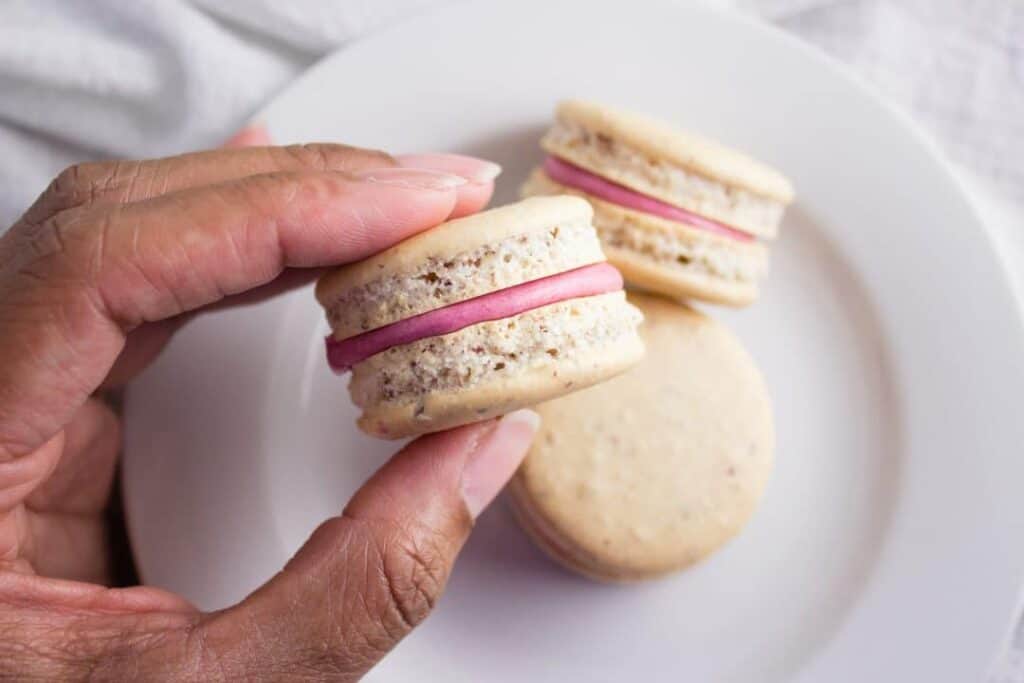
[325,262,623,373]
[543,156,755,242]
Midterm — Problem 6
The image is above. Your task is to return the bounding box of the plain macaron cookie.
[316,196,645,439]
[521,100,794,306]
[508,293,774,581]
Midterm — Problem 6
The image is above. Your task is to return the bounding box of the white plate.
[123,1,1024,681]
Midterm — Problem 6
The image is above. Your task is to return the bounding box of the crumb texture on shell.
[348,291,642,409]
[552,99,794,202]
[323,217,605,339]
[316,195,595,302]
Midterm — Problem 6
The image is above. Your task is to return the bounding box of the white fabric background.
[0,0,1022,678]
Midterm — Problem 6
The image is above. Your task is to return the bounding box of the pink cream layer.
[543,156,755,242]
[325,262,623,373]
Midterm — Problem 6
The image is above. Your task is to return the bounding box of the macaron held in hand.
[522,100,794,306]
[316,196,645,439]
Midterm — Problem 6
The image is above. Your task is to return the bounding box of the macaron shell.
[507,475,665,582]
[355,325,644,439]
[509,293,774,579]
[316,195,596,305]
[553,99,794,203]
[606,246,759,307]
[522,168,765,306]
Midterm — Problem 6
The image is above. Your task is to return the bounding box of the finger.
[0,434,63,516]
[0,413,537,680]
[0,169,463,459]
[101,267,322,389]
[26,399,119,515]
[223,123,273,148]
[21,146,499,226]
[18,143,393,224]
[96,154,499,389]
[0,401,118,581]
[100,318,190,389]
[0,573,199,680]
[201,411,539,680]
[23,514,108,583]
[0,432,62,568]
[396,153,499,218]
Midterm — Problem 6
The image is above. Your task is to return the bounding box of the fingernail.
[461,409,540,518]
[354,167,467,190]
[396,153,502,185]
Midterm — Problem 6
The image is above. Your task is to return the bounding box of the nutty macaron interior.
[522,100,794,306]
[315,196,644,439]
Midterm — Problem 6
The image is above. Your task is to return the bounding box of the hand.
[0,140,539,680]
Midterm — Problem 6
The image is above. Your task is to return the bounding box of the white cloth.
[1,0,1022,677]
[1,0,1021,222]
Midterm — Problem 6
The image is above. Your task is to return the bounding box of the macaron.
[315,196,645,439]
[508,293,773,581]
[521,100,794,306]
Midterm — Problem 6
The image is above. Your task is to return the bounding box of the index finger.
[0,167,466,459]
[20,144,395,225]
[21,145,499,225]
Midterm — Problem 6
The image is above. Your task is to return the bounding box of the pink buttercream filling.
[543,156,755,242]
[325,262,623,373]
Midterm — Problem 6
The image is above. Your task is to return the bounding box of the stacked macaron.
[316,196,644,439]
[507,101,788,582]
[522,100,794,306]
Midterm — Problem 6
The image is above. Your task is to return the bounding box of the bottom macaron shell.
[507,476,659,582]
[357,338,643,439]
[605,245,759,307]
[522,169,766,306]
[349,292,644,439]
[508,293,774,580]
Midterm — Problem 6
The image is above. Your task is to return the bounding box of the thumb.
[200,410,539,680]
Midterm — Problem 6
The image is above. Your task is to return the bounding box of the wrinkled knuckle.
[0,616,56,678]
[376,523,450,632]
[113,160,149,202]
[50,162,110,209]
[339,144,393,168]
[0,607,185,680]
[27,165,83,221]
[281,143,393,172]
[8,204,92,278]
[180,622,235,682]
[59,206,111,279]
[51,163,89,202]
[280,143,334,171]
[238,171,305,210]
[18,161,119,231]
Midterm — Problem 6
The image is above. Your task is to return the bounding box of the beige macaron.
[315,196,645,439]
[508,293,774,581]
[522,99,794,306]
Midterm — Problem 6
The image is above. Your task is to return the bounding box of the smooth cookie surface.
[510,293,774,580]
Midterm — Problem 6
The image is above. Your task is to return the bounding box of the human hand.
[0,141,539,679]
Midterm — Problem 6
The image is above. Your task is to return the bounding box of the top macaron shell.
[542,100,793,238]
[316,195,606,339]
[550,99,794,201]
